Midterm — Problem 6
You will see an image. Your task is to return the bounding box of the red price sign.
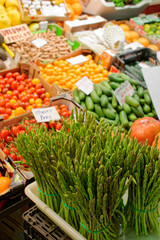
[114,81,135,106]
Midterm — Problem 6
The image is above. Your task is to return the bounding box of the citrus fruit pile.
[39,55,109,91]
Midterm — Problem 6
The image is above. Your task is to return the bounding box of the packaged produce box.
[18,0,69,22]
[80,0,151,21]
[115,47,160,88]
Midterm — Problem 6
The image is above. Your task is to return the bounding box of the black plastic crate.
[115,47,160,88]
[23,205,71,240]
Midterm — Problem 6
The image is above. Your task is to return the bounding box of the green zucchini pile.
[73,72,156,130]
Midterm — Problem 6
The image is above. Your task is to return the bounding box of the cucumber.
[133,93,140,102]
[128,113,137,122]
[122,102,131,114]
[94,83,102,97]
[119,111,129,128]
[108,103,117,113]
[112,94,118,109]
[103,108,116,120]
[100,95,108,108]
[143,104,151,113]
[117,105,123,112]
[119,73,139,86]
[95,104,105,118]
[129,121,134,128]
[87,111,99,121]
[147,112,154,117]
[100,114,119,126]
[80,102,86,109]
[131,107,144,118]
[152,109,157,116]
[144,92,151,105]
[99,84,112,96]
[85,96,94,111]
[73,88,80,104]
[110,82,120,90]
[137,86,144,98]
[108,73,124,83]
[100,80,112,90]
[79,90,86,101]
[140,99,145,104]
[125,95,140,107]
[90,90,100,104]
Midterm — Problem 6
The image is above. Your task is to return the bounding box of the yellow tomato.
[7,91,12,95]
[32,78,40,85]
[35,98,42,104]
[29,98,35,105]
[9,99,17,106]
[15,107,25,116]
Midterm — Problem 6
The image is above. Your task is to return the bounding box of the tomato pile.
[0,104,71,167]
[0,71,51,120]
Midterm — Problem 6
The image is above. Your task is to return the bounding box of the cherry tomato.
[19,81,26,86]
[5,108,12,115]
[17,85,25,92]
[44,101,50,106]
[0,99,5,107]
[35,83,43,89]
[32,78,40,85]
[21,96,28,102]
[25,78,32,84]
[67,110,71,116]
[32,93,38,100]
[11,81,18,90]
[12,90,19,96]
[55,123,63,131]
[9,153,17,161]
[5,72,13,78]
[0,75,3,80]
[49,121,57,129]
[21,73,28,79]
[11,126,18,136]
[7,77,15,85]
[10,147,19,153]
[40,93,46,100]
[44,97,50,103]
[62,111,68,117]
[30,87,35,93]
[12,102,20,109]
[36,88,43,95]
[12,72,20,78]
[6,136,13,142]
[3,148,9,156]
[26,89,32,94]
[3,78,8,83]
[0,107,5,114]
[17,124,25,130]
[28,82,34,88]
[30,119,37,124]
[3,114,9,120]
[40,122,48,130]
[2,88,9,94]
[0,142,5,149]
[60,104,67,109]
[24,119,30,124]
[17,155,23,161]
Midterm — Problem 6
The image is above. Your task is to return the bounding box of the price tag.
[138,62,150,69]
[66,55,88,65]
[114,81,135,106]
[157,51,160,61]
[124,41,143,51]
[32,106,60,122]
[75,76,93,95]
[32,38,47,48]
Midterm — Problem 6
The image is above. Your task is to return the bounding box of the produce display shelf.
[25,181,160,240]
[23,205,71,240]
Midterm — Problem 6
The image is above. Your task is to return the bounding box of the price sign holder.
[75,76,93,95]
[114,81,135,106]
[32,106,60,122]
[66,55,88,65]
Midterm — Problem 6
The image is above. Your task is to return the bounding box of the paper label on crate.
[32,106,60,122]
[32,38,47,48]
[124,42,143,51]
[138,62,150,69]
[0,24,32,44]
[142,66,160,120]
[75,76,93,95]
[14,53,21,65]
[114,81,135,106]
[157,51,160,62]
[66,55,88,65]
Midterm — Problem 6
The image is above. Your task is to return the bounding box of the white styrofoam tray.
[25,181,160,240]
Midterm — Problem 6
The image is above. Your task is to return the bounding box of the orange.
[124,31,132,42]
[67,5,74,20]
[73,14,79,20]
[72,3,82,15]
[0,177,11,194]
[137,37,149,47]
[119,24,130,32]
[130,31,139,40]
[147,44,159,52]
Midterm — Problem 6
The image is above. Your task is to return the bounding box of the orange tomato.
[0,177,11,194]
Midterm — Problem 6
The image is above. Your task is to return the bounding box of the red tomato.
[3,114,9,120]
[62,111,68,117]
[21,96,28,102]
[0,79,5,85]
[32,93,38,100]
[0,75,3,80]
[0,142,5,149]
[60,104,67,109]
[12,102,20,109]
[5,102,12,108]
[35,83,43,89]
[0,84,4,89]
[30,87,35,93]
[10,147,19,153]
[30,119,36,124]
[44,101,49,106]
[17,124,25,130]
[5,72,13,78]
[55,123,63,131]
[28,82,34,88]
[17,155,23,161]
[4,98,10,103]
[5,108,12,115]
[12,72,20,78]
[26,89,32,94]
[25,78,32,84]
[36,88,43,95]
[12,90,19,96]
[11,81,18,90]
[67,110,71,116]
[7,77,15,85]
[18,130,26,135]
[19,81,26,86]
[49,121,57,129]
[0,99,5,107]
[11,126,18,136]
[44,97,50,103]
[6,136,13,142]
[0,107,5,114]
[40,122,49,130]
[17,85,25,92]
[3,148,9,156]
[21,73,28,79]
[2,88,8,94]
[40,93,46,99]
[9,153,17,161]
[41,88,46,94]
[3,78,8,83]
[24,119,30,124]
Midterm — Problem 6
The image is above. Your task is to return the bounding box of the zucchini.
[119,73,139,86]
[90,90,100,104]
[100,95,108,108]
[108,103,117,113]
[85,96,94,111]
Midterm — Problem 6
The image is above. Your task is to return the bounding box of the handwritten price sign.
[114,81,135,106]
[32,106,60,122]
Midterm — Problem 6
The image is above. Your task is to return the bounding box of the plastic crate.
[115,47,160,88]
[23,205,71,240]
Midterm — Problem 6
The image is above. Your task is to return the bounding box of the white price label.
[67,55,88,65]
[32,106,60,122]
[157,51,160,61]
[138,62,149,69]
[114,81,135,106]
[32,38,47,48]
[75,76,93,95]
[124,41,143,51]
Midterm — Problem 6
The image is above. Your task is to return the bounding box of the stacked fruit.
[0,104,71,167]
[119,23,159,51]
[73,72,156,130]
[39,55,108,91]
[0,71,51,120]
